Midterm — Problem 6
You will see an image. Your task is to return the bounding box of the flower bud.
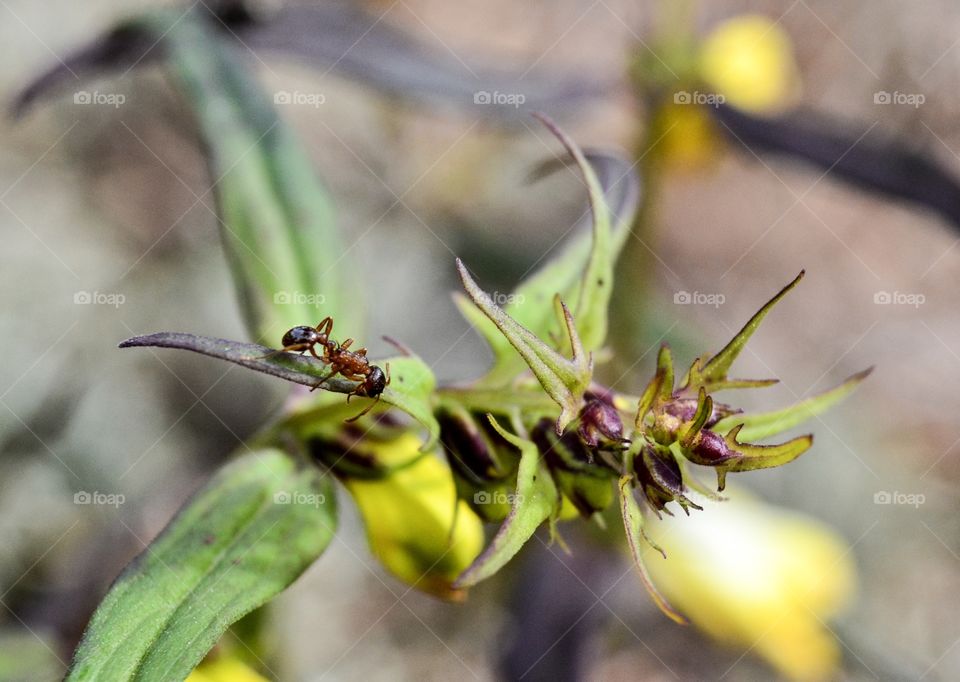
[531,418,616,517]
[635,442,702,516]
[664,398,741,427]
[438,409,519,522]
[686,429,738,465]
[438,410,506,482]
[577,397,625,449]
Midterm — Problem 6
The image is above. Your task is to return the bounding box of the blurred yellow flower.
[700,14,800,115]
[186,657,268,682]
[344,433,485,600]
[643,488,856,681]
[649,100,722,170]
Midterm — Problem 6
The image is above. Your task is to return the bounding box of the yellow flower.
[186,657,268,682]
[649,100,722,170]
[700,14,800,115]
[642,488,855,681]
[344,433,485,600]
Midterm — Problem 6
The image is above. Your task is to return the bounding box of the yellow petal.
[344,433,485,600]
[186,658,269,682]
[642,488,855,681]
[700,14,800,115]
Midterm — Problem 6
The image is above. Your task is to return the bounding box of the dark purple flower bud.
[577,399,625,448]
[635,443,702,516]
[532,418,593,467]
[438,411,506,482]
[686,429,737,465]
[664,398,741,427]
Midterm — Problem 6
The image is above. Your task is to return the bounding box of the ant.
[277,317,390,422]
[279,317,335,362]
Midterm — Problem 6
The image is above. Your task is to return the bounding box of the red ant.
[277,317,390,422]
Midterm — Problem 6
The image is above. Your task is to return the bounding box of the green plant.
[39,8,868,681]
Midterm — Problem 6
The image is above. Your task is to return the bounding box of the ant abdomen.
[282,325,321,349]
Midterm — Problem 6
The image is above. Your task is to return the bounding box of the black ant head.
[360,366,388,398]
[281,326,320,348]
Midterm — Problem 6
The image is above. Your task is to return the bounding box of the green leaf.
[454,416,558,588]
[712,368,872,441]
[685,271,804,390]
[372,355,440,451]
[679,388,712,449]
[67,450,336,681]
[461,141,640,387]
[635,344,673,428]
[533,114,613,353]
[155,10,358,344]
[120,332,354,391]
[119,332,439,450]
[457,260,592,432]
[714,426,813,491]
[618,475,686,624]
[655,344,675,402]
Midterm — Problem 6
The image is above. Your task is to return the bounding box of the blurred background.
[2,0,959,680]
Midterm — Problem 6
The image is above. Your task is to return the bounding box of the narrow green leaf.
[679,388,712,449]
[462,147,640,387]
[618,475,687,624]
[120,332,357,392]
[722,426,813,471]
[655,344,675,402]
[373,355,440,451]
[712,368,873,441]
[715,426,813,490]
[533,113,613,353]
[119,332,439,448]
[454,416,557,588]
[687,271,804,389]
[634,366,664,428]
[68,450,336,681]
[157,11,358,343]
[457,259,592,432]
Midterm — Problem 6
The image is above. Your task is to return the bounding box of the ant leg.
[257,344,306,360]
[340,371,365,402]
[310,362,342,392]
[385,362,391,386]
[344,394,381,423]
[339,338,354,351]
[316,317,333,337]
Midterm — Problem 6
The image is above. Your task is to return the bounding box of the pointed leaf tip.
[691,270,805,389]
[618,475,687,625]
[456,258,591,433]
[453,416,557,589]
